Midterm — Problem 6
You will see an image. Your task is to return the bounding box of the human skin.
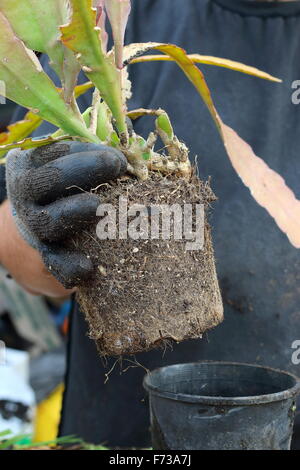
[0,199,75,297]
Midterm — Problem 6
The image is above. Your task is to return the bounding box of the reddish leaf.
[220,122,300,248]
[93,0,108,52]
[130,53,281,83]
[105,0,131,69]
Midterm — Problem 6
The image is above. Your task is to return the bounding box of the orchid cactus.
[0,0,299,248]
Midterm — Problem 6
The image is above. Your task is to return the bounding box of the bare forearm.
[0,200,74,297]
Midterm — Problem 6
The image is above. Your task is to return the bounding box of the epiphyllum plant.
[0,0,298,247]
[0,0,299,355]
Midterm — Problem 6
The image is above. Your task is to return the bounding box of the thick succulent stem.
[97,102,114,142]
[65,117,101,143]
[122,147,149,180]
[69,95,87,127]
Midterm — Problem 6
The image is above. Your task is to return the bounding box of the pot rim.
[143,361,300,406]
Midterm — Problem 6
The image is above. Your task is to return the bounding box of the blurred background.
[0,99,70,443]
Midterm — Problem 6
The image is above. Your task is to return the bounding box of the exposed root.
[104,357,122,384]
[76,173,223,356]
[121,357,150,375]
[148,153,191,178]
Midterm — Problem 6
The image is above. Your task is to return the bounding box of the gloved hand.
[6,141,127,288]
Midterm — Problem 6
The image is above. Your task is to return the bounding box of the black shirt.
[9,0,300,446]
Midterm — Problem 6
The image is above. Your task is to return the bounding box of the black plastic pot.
[143,361,300,450]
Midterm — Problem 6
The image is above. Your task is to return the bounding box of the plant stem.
[89,89,101,135]
[70,95,87,126]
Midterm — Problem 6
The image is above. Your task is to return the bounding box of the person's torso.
[31,0,300,445]
[122,0,300,373]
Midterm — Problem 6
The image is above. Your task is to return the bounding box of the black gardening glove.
[6,141,127,288]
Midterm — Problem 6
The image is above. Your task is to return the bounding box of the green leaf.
[61,47,81,105]
[0,0,66,52]
[0,82,95,160]
[97,102,114,141]
[15,435,82,449]
[0,111,42,158]
[156,112,174,140]
[61,0,127,137]
[82,107,92,128]
[0,135,72,154]
[0,12,99,143]
[0,434,28,450]
[109,131,120,147]
[0,1,65,70]
[0,0,81,102]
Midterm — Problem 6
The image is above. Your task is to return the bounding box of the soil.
[75,171,224,356]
